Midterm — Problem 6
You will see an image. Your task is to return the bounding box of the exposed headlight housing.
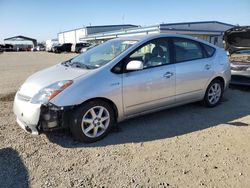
[31,80,73,104]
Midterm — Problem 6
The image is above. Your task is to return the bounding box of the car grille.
[17,93,32,102]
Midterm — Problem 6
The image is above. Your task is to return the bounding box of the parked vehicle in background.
[80,43,98,53]
[75,42,91,53]
[32,44,46,52]
[51,43,59,53]
[38,44,46,51]
[53,43,72,53]
[224,26,250,85]
[0,44,4,52]
[46,39,59,52]
[14,44,33,51]
[4,44,14,51]
[13,34,231,143]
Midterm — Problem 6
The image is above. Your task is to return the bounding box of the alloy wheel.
[81,106,110,138]
[207,83,222,105]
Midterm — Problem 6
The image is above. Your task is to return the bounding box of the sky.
[0,0,250,43]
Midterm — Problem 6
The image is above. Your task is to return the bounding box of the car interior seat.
[147,46,167,67]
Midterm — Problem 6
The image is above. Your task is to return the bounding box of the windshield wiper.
[69,62,92,69]
[61,59,71,67]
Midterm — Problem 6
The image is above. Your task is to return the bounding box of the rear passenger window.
[173,38,204,62]
[203,44,215,57]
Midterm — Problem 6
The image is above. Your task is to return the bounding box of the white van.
[45,39,59,52]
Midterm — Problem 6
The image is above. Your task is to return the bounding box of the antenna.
[122,14,125,24]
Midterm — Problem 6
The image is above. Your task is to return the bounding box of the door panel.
[175,58,213,101]
[123,65,176,116]
[121,37,176,116]
[173,38,213,102]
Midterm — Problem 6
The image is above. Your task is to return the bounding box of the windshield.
[65,39,137,69]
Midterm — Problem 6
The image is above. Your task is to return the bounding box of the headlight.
[31,80,73,104]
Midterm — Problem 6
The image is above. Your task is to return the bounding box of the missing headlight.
[39,103,72,131]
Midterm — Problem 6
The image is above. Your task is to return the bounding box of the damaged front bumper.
[13,92,71,135]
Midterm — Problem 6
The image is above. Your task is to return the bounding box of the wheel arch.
[210,76,225,89]
[203,76,226,99]
[77,97,119,122]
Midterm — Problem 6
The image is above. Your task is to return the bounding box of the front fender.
[50,70,124,121]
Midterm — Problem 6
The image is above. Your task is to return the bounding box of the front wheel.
[70,100,115,143]
[203,79,223,107]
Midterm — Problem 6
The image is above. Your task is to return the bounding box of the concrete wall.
[58,28,86,44]
[58,33,64,44]
[75,28,86,43]
[58,31,75,44]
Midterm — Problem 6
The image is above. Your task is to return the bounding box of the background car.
[0,44,4,52]
[54,43,72,53]
[75,42,91,53]
[13,34,231,143]
[4,44,14,51]
[31,44,46,52]
[80,43,98,53]
[51,43,59,53]
[224,26,250,86]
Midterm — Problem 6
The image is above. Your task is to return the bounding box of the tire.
[203,79,224,107]
[70,100,115,143]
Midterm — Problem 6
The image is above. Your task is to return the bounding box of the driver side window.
[129,38,170,69]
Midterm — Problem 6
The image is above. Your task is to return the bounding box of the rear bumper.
[230,75,250,86]
[230,62,250,86]
[231,69,250,77]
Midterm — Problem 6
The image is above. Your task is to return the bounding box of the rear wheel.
[203,79,223,107]
[70,100,115,143]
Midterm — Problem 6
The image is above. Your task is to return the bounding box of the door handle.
[163,72,174,78]
[205,64,211,70]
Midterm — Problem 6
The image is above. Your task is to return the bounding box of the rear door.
[172,38,214,102]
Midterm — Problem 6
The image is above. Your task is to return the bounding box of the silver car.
[224,26,250,86]
[13,34,231,142]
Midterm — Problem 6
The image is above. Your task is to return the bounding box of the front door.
[122,38,176,116]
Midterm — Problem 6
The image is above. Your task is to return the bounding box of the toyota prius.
[13,34,231,142]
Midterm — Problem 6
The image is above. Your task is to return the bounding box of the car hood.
[224,26,250,53]
[19,64,91,97]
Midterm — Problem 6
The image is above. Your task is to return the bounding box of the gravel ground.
[0,52,250,188]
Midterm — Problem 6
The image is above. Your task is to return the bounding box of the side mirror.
[126,60,143,71]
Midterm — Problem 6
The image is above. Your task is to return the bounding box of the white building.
[58,24,138,44]
[80,21,235,47]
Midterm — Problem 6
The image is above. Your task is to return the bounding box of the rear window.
[203,44,215,57]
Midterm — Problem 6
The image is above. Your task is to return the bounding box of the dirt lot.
[0,52,250,188]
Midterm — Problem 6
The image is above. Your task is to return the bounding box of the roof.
[81,26,223,41]
[4,35,37,41]
[160,21,235,27]
[4,35,37,46]
[86,24,138,28]
[160,28,224,33]
[58,24,138,34]
[96,33,219,48]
